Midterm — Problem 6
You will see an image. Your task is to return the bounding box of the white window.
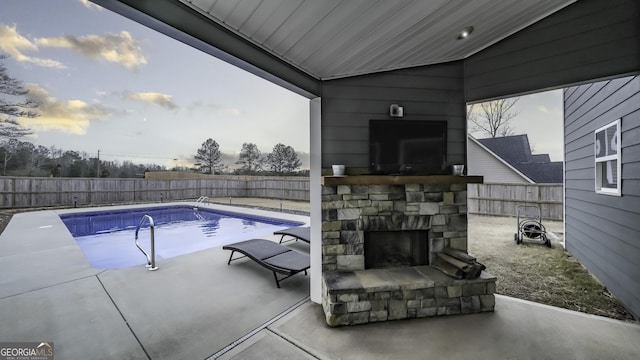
[594,119,621,195]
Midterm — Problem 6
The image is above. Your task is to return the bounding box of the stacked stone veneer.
[321,182,469,270]
[322,266,496,326]
[321,181,496,326]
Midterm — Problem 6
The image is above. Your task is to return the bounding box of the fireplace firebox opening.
[364,230,428,269]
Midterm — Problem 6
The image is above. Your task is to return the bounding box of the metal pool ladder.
[135,215,158,271]
[194,196,209,208]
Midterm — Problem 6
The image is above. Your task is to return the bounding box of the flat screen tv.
[369,119,447,175]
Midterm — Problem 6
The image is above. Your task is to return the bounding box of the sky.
[1,0,564,169]
[0,0,310,168]
[469,90,565,161]
[511,90,564,161]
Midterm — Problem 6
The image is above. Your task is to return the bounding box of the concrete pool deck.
[1,199,639,359]
[0,202,311,359]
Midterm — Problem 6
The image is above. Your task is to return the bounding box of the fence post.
[11,177,15,208]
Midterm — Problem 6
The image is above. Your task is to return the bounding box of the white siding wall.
[467,139,530,183]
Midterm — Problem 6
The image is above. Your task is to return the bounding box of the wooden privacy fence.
[0,177,562,220]
[467,183,563,221]
[0,176,310,209]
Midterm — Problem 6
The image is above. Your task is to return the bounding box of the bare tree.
[0,138,20,175]
[28,145,50,176]
[194,138,222,174]
[0,55,37,140]
[468,98,520,138]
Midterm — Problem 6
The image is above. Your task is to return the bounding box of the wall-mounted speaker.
[390,104,404,118]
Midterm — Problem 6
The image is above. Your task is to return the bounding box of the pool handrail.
[194,196,209,208]
[134,214,158,271]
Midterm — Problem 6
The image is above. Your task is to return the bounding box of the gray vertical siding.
[465,0,640,102]
[320,61,466,169]
[564,75,640,318]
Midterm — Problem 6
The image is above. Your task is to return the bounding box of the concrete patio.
[1,200,639,359]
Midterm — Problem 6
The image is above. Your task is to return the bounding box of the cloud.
[17,84,111,134]
[36,31,147,70]
[122,91,178,110]
[186,100,240,116]
[224,108,241,117]
[0,24,66,68]
[0,24,145,71]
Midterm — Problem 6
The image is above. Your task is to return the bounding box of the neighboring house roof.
[516,162,564,183]
[530,154,551,163]
[478,135,532,164]
[474,135,563,183]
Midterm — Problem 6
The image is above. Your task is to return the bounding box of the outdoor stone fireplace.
[365,230,428,269]
[321,175,496,326]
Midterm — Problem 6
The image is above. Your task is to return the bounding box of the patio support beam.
[91,0,321,99]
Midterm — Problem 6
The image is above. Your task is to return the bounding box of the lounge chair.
[223,239,310,288]
[274,226,311,244]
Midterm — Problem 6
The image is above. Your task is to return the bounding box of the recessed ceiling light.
[457,26,474,40]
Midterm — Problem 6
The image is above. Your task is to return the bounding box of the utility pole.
[96,149,100,178]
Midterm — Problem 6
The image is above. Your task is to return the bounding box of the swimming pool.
[60,205,305,269]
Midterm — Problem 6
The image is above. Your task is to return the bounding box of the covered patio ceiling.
[93,0,577,97]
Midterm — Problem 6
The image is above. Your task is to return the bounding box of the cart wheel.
[544,235,551,248]
[514,233,518,243]
[523,222,543,239]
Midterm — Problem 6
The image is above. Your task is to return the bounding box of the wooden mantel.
[321,175,483,186]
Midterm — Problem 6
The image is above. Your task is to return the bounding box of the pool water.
[60,206,303,269]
